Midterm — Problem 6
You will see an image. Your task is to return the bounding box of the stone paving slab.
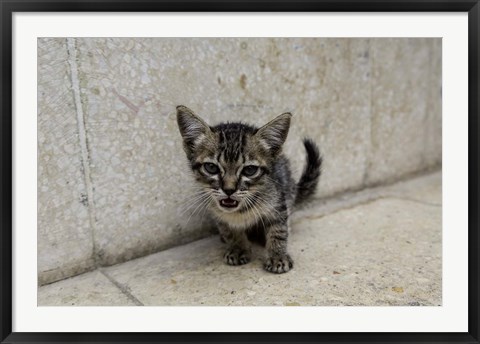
[383,171,441,205]
[38,270,137,306]
[38,171,442,306]
[103,198,441,306]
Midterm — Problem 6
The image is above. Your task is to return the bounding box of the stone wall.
[38,38,441,285]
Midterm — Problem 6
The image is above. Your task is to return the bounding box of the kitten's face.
[176,106,291,215]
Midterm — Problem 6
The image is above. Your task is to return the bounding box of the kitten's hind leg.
[264,220,294,274]
[218,223,252,266]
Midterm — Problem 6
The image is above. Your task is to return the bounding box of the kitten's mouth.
[220,198,239,209]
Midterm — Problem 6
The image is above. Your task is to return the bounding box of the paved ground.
[38,171,442,306]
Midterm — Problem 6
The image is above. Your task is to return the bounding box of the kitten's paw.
[264,254,294,274]
[224,248,251,266]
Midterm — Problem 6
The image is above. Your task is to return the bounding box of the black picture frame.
[1,1,479,343]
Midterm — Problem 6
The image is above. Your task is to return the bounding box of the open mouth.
[220,198,239,208]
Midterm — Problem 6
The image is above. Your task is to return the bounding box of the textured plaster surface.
[74,38,374,266]
[38,38,442,284]
[37,38,95,285]
[366,38,441,184]
[38,172,441,306]
[424,39,443,168]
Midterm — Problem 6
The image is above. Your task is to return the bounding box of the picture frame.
[1,0,479,343]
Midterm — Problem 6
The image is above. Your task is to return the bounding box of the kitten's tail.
[295,138,322,205]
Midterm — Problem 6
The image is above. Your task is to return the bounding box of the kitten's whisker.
[178,192,211,217]
[265,175,286,188]
[245,195,267,231]
[177,191,209,210]
[177,188,209,202]
[243,197,258,229]
[252,194,283,218]
[248,194,282,228]
[198,198,212,225]
[255,192,283,214]
[177,194,208,208]
[184,194,212,227]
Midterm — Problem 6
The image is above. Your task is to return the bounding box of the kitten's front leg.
[218,223,251,266]
[264,220,294,274]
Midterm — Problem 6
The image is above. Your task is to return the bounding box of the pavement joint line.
[293,194,440,226]
[99,268,144,306]
[295,170,441,222]
[303,168,441,212]
[294,196,384,224]
[388,196,442,208]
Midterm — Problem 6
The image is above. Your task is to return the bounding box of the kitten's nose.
[223,188,236,196]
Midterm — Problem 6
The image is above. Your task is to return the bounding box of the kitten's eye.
[242,165,259,177]
[203,163,219,174]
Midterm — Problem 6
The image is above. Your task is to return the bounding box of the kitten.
[176,105,322,274]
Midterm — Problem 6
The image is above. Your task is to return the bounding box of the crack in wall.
[363,38,375,185]
[66,38,99,267]
[422,39,434,168]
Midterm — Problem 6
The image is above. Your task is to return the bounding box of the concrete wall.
[38,38,441,285]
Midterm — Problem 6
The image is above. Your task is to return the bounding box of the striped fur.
[176,105,322,273]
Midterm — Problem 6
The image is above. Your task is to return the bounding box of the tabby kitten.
[176,105,322,274]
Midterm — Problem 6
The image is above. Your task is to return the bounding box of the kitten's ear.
[256,112,292,155]
[176,105,212,156]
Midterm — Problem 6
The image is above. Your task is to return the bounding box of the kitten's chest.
[212,209,259,230]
